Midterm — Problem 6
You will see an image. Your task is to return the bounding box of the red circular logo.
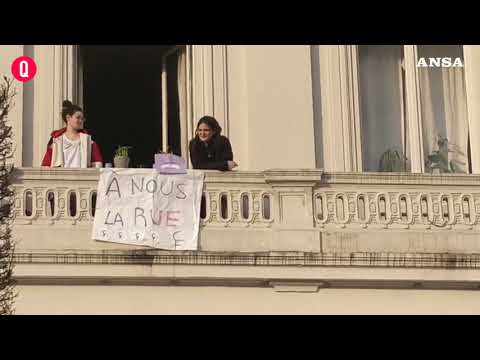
[11,56,37,82]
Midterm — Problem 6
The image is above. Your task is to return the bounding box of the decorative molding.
[321,171,480,185]
[315,45,362,171]
[270,282,323,292]
[464,45,480,173]
[341,45,363,171]
[53,45,78,129]
[213,45,229,137]
[13,251,480,269]
[12,168,480,229]
[403,45,425,173]
[192,45,229,137]
[314,188,480,231]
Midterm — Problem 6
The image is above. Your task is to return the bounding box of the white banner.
[92,169,204,250]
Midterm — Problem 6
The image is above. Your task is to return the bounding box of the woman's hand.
[227,160,238,171]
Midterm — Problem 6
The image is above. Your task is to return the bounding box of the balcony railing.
[11,168,480,254]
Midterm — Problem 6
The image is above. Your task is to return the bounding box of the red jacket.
[41,128,103,167]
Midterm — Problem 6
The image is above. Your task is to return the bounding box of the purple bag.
[154,153,187,175]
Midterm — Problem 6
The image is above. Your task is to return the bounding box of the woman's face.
[66,111,84,131]
[197,123,213,142]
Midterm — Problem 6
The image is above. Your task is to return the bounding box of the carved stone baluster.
[367,193,377,226]
[431,193,443,227]
[473,194,480,226]
[460,194,475,228]
[34,187,45,220]
[250,190,260,225]
[259,191,273,227]
[229,190,240,225]
[57,188,67,221]
[410,193,421,226]
[389,193,399,225]
[208,190,219,224]
[325,192,335,224]
[78,189,89,222]
[12,186,23,221]
[347,192,356,225]
[452,193,462,227]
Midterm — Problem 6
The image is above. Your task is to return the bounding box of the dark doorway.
[80,45,181,168]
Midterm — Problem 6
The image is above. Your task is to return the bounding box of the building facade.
[5,45,480,314]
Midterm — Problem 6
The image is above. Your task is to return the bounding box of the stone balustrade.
[11,168,480,254]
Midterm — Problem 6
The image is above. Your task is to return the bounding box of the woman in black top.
[189,116,238,171]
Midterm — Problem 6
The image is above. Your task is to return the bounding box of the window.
[417,45,469,174]
[357,45,471,174]
[79,45,192,167]
[359,46,409,172]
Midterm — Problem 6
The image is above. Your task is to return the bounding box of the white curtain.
[177,48,188,159]
[418,45,469,173]
[359,46,407,171]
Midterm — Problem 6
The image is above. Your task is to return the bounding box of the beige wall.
[226,45,250,171]
[15,285,480,315]
[26,45,57,167]
[464,45,480,173]
[242,45,316,170]
[203,45,318,170]
[0,45,63,167]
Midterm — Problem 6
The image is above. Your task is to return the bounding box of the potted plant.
[425,135,466,174]
[378,147,411,172]
[113,146,132,168]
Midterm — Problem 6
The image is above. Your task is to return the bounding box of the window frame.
[351,45,471,174]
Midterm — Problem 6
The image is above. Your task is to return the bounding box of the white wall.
[15,285,480,314]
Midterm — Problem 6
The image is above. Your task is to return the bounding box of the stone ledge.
[12,251,480,269]
[13,271,480,291]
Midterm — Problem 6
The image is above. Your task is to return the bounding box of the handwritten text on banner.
[92,169,204,250]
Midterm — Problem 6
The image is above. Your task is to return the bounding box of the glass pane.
[418,45,469,174]
[359,45,410,172]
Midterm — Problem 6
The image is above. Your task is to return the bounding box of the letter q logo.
[11,56,37,82]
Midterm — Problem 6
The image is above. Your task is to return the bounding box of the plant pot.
[114,156,130,168]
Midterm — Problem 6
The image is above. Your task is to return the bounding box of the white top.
[62,134,81,168]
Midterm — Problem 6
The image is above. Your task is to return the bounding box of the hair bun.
[62,100,73,109]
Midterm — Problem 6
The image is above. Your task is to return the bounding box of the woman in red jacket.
[41,100,103,168]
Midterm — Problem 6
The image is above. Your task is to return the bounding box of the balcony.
[11,168,480,256]
[10,167,480,290]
